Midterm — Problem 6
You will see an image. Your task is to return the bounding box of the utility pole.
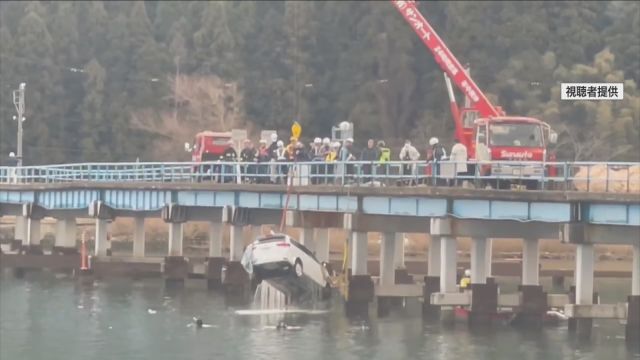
[12,82,25,167]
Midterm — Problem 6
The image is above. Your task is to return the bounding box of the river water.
[1,271,638,360]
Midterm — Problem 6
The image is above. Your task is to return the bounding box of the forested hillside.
[0,1,638,164]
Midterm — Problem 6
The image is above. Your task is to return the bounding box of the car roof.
[255,234,289,242]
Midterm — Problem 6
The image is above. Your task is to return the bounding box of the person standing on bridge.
[360,139,380,184]
[318,138,332,184]
[428,137,447,186]
[399,140,420,186]
[339,138,356,184]
[275,140,288,185]
[257,139,270,184]
[449,138,468,187]
[309,137,324,185]
[220,140,238,184]
[240,139,258,184]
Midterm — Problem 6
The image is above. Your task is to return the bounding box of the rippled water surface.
[1,271,638,360]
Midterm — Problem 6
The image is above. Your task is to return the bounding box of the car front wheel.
[294,260,303,277]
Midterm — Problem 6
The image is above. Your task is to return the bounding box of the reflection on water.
[1,271,638,360]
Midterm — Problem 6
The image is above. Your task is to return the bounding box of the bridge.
[0,160,639,343]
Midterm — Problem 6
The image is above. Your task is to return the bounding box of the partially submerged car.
[241,233,332,300]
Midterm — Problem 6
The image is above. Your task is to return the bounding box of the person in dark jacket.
[257,139,270,184]
[360,139,380,183]
[240,139,258,183]
[220,140,237,183]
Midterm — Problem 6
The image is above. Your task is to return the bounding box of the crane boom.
[390,0,502,122]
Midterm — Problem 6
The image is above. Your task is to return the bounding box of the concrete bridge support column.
[13,215,27,250]
[380,233,396,287]
[224,224,250,303]
[440,235,458,325]
[471,238,488,285]
[132,217,145,258]
[514,238,547,329]
[468,237,498,327]
[300,227,315,252]
[347,231,373,319]
[167,222,183,257]
[394,233,411,284]
[377,232,396,317]
[423,236,441,319]
[229,225,244,262]
[94,219,108,257]
[351,232,367,276]
[486,238,494,283]
[626,243,640,346]
[24,218,42,254]
[164,222,188,288]
[205,221,225,290]
[53,218,77,255]
[574,244,595,339]
[314,228,330,263]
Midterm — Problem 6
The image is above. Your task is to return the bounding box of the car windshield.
[489,123,543,147]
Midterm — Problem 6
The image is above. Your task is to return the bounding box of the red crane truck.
[391,0,558,189]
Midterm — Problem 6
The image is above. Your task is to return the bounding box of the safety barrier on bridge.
[0,160,639,193]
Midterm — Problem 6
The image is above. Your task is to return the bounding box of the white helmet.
[322,137,330,145]
[429,137,439,146]
[9,152,15,158]
[346,138,354,143]
[464,269,471,277]
[332,142,341,148]
[270,133,278,142]
[277,140,284,147]
[314,137,321,144]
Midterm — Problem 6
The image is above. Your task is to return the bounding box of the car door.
[290,239,324,286]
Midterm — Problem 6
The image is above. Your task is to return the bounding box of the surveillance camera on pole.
[12,82,26,167]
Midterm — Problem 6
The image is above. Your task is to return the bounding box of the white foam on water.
[234,309,329,316]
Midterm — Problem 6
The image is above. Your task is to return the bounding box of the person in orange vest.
[286,137,298,161]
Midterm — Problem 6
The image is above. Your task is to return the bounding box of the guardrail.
[0,160,638,193]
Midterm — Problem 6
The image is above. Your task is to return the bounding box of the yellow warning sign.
[291,121,302,140]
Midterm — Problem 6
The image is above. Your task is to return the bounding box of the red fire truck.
[184,131,233,174]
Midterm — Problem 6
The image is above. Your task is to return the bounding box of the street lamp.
[12,82,25,167]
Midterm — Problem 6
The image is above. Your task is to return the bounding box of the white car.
[242,234,331,295]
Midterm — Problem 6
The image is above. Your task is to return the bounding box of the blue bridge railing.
[0,160,638,192]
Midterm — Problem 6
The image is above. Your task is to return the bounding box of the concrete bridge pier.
[485,238,494,284]
[53,218,78,255]
[24,217,43,255]
[468,237,498,327]
[132,217,145,258]
[346,231,373,319]
[299,227,315,252]
[94,219,109,257]
[434,218,458,325]
[377,232,396,317]
[11,215,27,251]
[163,221,188,288]
[314,228,330,264]
[394,233,412,284]
[204,221,225,290]
[423,235,441,319]
[160,204,189,288]
[627,243,640,346]
[573,244,595,340]
[514,238,547,329]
